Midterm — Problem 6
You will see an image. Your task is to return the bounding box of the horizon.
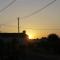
[0,31,60,39]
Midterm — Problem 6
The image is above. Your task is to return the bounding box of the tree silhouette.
[47,33,60,54]
[48,34,59,41]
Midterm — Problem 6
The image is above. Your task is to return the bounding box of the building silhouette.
[0,30,29,46]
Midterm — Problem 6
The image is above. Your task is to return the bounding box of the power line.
[21,0,56,19]
[0,0,57,32]
[0,24,60,32]
[21,28,60,30]
[0,23,60,28]
[19,0,56,32]
[0,0,16,13]
[0,0,56,22]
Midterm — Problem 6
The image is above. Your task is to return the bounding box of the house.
[0,30,29,46]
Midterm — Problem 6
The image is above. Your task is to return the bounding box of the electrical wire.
[20,27,60,30]
[0,0,16,13]
[21,0,56,19]
[0,0,57,32]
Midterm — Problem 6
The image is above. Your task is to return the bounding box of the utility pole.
[17,17,19,33]
[17,17,20,44]
[15,17,20,53]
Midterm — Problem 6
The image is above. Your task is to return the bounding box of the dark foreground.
[0,33,60,60]
[0,45,60,60]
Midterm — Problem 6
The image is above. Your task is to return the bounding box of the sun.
[27,32,35,39]
[26,30,37,39]
[28,34,34,39]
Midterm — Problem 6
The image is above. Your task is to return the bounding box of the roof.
[0,33,28,38]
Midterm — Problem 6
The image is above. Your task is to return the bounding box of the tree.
[47,33,59,54]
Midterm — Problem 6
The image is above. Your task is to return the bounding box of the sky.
[0,0,60,39]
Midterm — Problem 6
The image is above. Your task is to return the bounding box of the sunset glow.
[28,34,34,39]
[0,0,60,38]
[26,30,36,39]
